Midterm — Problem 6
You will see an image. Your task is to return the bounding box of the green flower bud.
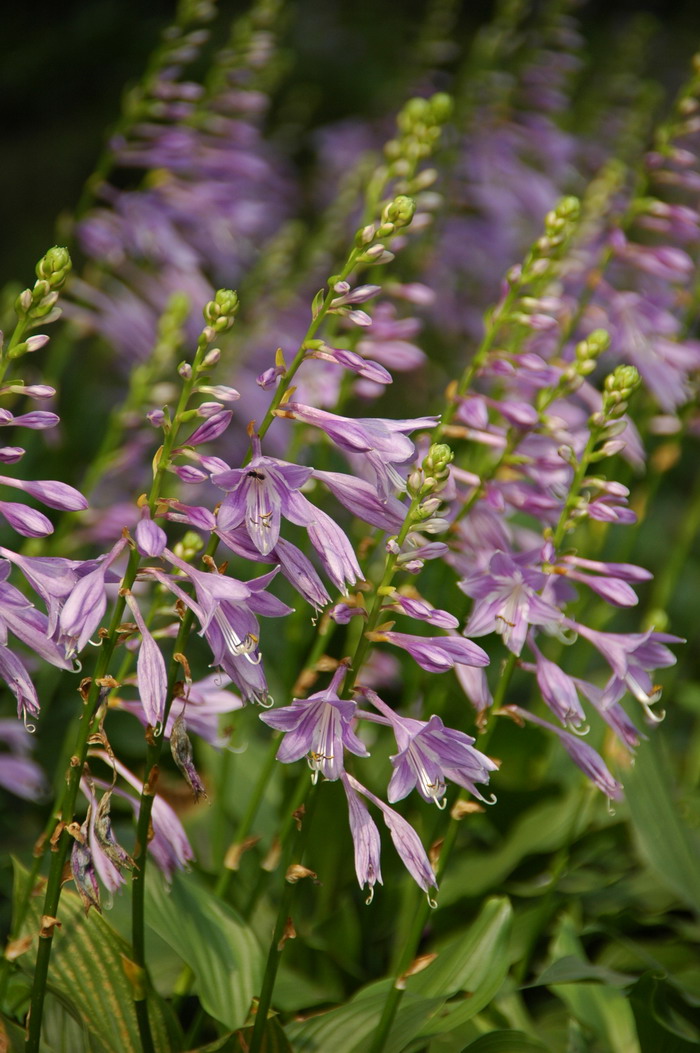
[382,195,416,229]
[203,288,239,331]
[429,92,453,124]
[35,246,72,289]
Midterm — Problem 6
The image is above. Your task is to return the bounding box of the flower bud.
[35,246,72,289]
[429,92,453,123]
[382,195,416,230]
[203,289,239,332]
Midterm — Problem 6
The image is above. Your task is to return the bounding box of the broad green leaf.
[526,955,635,988]
[193,1017,293,1052]
[0,1013,27,1053]
[410,898,512,997]
[286,981,444,1053]
[462,1031,549,1052]
[628,973,700,1053]
[287,899,513,1052]
[624,738,700,915]
[440,792,592,904]
[548,915,639,1053]
[145,868,263,1030]
[13,863,180,1053]
[411,898,513,1033]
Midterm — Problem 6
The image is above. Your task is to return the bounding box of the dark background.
[1,0,700,288]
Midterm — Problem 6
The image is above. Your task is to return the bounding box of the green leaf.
[193,1017,293,1052]
[548,914,639,1053]
[629,973,700,1053]
[13,863,180,1053]
[461,1031,549,1052]
[526,955,635,988]
[286,899,513,1052]
[286,981,444,1053]
[411,897,513,1033]
[439,792,591,904]
[145,868,263,1030]
[624,738,700,915]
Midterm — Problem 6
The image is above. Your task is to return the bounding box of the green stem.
[367,654,515,1053]
[25,549,139,1053]
[248,781,318,1053]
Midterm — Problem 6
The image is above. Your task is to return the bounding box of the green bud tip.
[429,92,453,124]
[383,195,416,228]
[35,246,72,288]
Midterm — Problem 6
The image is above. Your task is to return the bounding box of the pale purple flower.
[0,501,53,538]
[0,475,87,512]
[565,620,682,720]
[340,772,383,903]
[389,593,459,629]
[213,437,361,591]
[59,537,128,655]
[361,689,497,806]
[510,707,623,799]
[260,662,369,781]
[124,592,168,729]
[344,773,437,896]
[149,551,290,704]
[134,512,167,558]
[370,630,489,674]
[460,550,562,656]
[278,403,438,497]
[0,719,48,799]
[90,751,194,879]
[119,672,243,748]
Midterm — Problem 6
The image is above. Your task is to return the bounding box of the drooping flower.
[460,549,562,656]
[212,435,362,591]
[359,688,497,807]
[260,661,369,781]
[342,773,438,897]
[366,629,489,674]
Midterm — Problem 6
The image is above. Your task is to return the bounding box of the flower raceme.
[260,663,497,891]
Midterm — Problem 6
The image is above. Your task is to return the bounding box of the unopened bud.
[35,246,72,289]
[382,195,416,230]
[203,288,239,331]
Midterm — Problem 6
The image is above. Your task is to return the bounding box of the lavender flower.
[260,662,369,781]
[360,689,497,807]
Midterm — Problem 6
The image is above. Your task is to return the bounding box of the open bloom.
[260,662,369,781]
[212,435,362,591]
[360,688,497,806]
[460,549,562,655]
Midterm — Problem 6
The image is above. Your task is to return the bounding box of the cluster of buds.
[407,442,454,499]
[597,364,642,427]
[385,93,453,172]
[506,196,581,293]
[10,247,72,356]
[202,288,240,338]
[406,443,454,534]
[538,329,611,410]
[354,195,418,267]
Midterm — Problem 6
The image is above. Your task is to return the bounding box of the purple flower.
[343,774,437,896]
[564,620,682,719]
[369,630,489,674]
[460,549,562,655]
[213,436,361,591]
[510,707,623,799]
[340,772,383,903]
[148,551,288,705]
[59,537,128,655]
[361,689,497,806]
[134,512,167,557]
[124,591,168,729]
[0,719,48,799]
[277,403,438,497]
[90,752,194,880]
[260,662,369,781]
